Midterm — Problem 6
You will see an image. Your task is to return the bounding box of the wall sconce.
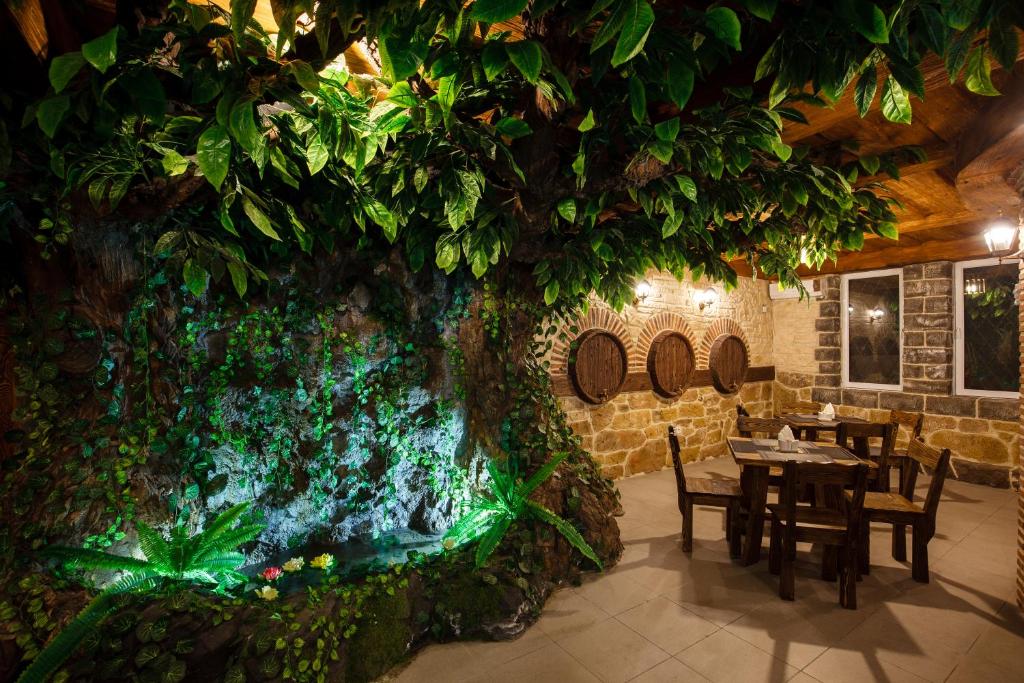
[964,277,986,295]
[633,279,653,305]
[984,218,1017,255]
[695,286,718,311]
[868,308,884,323]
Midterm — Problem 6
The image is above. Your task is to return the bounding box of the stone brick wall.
[773,261,1019,487]
[555,271,775,480]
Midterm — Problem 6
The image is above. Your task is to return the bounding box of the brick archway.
[637,313,697,365]
[549,305,636,374]
[696,319,750,369]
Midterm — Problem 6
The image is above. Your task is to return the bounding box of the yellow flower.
[441,538,456,551]
[255,586,279,601]
[310,553,334,570]
[282,557,305,572]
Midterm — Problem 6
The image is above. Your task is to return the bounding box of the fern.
[19,503,264,683]
[444,452,602,569]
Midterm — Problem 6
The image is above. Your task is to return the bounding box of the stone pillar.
[903,262,954,396]
[811,275,841,405]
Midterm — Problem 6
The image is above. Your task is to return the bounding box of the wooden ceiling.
[773,55,1024,276]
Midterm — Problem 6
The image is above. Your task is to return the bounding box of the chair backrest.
[889,410,924,442]
[904,439,951,523]
[737,416,786,439]
[736,403,750,417]
[780,401,821,415]
[667,426,688,508]
[836,421,896,469]
[779,460,870,546]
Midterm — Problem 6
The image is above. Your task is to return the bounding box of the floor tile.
[535,589,611,642]
[629,657,709,682]
[476,643,601,683]
[675,629,798,683]
[559,618,670,683]
[617,596,719,654]
[575,570,656,615]
[802,647,931,683]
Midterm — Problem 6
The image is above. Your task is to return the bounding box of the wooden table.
[778,413,867,441]
[727,437,875,566]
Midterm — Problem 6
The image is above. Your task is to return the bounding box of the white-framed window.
[841,269,903,390]
[954,257,1020,398]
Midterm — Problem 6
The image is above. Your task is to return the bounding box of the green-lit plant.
[17,503,263,683]
[445,452,602,569]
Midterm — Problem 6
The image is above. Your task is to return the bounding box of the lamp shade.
[983,220,1017,254]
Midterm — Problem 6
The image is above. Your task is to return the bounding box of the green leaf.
[306,133,329,175]
[362,197,398,242]
[879,76,911,124]
[36,96,70,138]
[49,52,85,93]
[877,222,898,240]
[859,154,880,175]
[470,0,528,23]
[888,59,924,98]
[230,0,257,42]
[675,175,697,201]
[705,7,742,51]
[628,77,646,124]
[854,65,877,117]
[197,125,232,190]
[82,27,119,74]
[526,501,603,569]
[965,47,1000,96]
[506,40,542,83]
[544,280,560,305]
[122,69,167,119]
[288,60,320,92]
[556,198,576,222]
[241,196,281,240]
[183,259,208,297]
[577,109,596,132]
[381,36,425,81]
[741,0,776,21]
[482,42,508,80]
[667,59,694,109]
[228,99,265,164]
[989,19,1019,72]
[917,6,947,56]
[654,118,679,142]
[161,150,189,176]
[843,0,888,44]
[435,238,459,270]
[611,0,655,67]
[386,82,418,108]
[591,0,628,53]
[437,75,460,127]
[495,117,532,139]
[227,262,247,298]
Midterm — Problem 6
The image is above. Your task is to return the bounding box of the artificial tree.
[0,0,1021,680]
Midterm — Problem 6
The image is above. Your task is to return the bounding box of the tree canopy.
[3,0,1021,308]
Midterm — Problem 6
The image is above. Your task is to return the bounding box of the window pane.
[962,262,1019,393]
[847,275,901,385]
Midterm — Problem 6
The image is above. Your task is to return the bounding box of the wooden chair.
[769,460,869,609]
[869,410,924,490]
[779,401,821,415]
[736,403,750,418]
[778,401,821,440]
[836,422,895,492]
[737,416,788,487]
[857,439,951,583]
[667,426,743,556]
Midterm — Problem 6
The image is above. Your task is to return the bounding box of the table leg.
[740,467,769,566]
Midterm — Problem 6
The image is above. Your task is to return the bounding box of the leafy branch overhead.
[7,0,1022,306]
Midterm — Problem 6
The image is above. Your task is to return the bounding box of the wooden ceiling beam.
[954,65,1024,216]
[795,233,996,275]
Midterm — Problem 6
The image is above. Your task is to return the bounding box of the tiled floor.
[387,457,1022,683]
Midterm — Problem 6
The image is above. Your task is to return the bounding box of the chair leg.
[769,517,781,575]
[839,546,857,610]
[912,523,930,583]
[725,505,732,542]
[728,502,742,559]
[821,545,838,582]
[780,526,795,600]
[859,519,871,576]
[892,523,907,561]
[681,497,694,553]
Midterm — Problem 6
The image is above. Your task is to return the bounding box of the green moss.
[344,588,412,683]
